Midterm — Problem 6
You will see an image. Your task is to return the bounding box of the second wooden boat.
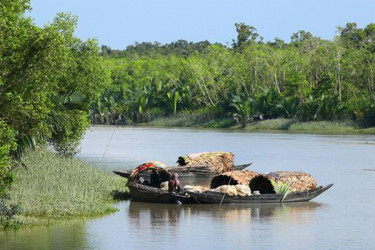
[179,184,333,204]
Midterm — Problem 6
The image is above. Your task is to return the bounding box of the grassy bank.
[141,114,375,134]
[144,112,235,128]
[1,149,128,229]
[250,119,375,134]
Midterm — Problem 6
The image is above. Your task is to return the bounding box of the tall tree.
[232,23,259,48]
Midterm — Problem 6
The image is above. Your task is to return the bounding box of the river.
[1,126,375,249]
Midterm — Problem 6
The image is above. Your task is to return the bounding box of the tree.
[290,30,314,46]
[232,23,259,48]
[338,22,366,48]
[268,37,286,49]
[0,0,111,196]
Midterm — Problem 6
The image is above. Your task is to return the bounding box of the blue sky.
[29,0,375,49]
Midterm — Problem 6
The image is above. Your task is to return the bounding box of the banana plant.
[138,96,148,114]
[166,90,179,113]
[230,93,255,127]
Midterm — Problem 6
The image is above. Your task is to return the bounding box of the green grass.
[202,118,235,128]
[270,180,291,194]
[359,127,375,134]
[289,120,358,133]
[146,113,202,127]
[144,109,235,128]
[141,114,375,134]
[3,149,128,228]
[245,118,298,131]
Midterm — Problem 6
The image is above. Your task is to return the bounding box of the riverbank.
[1,149,128,230]
[140,115,375,134]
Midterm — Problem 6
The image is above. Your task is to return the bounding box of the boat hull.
[128,182,176,203]
[183,184,333,204]
[128,182,196,204]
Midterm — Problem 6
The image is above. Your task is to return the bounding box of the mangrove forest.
[1,0,375,229]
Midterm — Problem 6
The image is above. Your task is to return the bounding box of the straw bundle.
[177,152,235,174]
[214,185,238,196]
[183,185,209,193]
[235,184,251,196]
[266,171,317,192]
[160,181,169,191]
[210,170,259,188]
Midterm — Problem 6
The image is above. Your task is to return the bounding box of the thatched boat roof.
[210,170,318,194]
[177,152,235,174]
[210,170,259,188]
[265,171,317,192]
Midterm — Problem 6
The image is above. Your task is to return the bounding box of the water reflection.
[128,202,183,232]
[123,201,323,249]
[128,201,321,227]
[0,221,87,250]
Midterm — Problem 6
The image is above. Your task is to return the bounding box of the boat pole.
[99,129,115,169]
[219,177,232,206]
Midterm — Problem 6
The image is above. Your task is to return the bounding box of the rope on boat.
[99,129,115,169]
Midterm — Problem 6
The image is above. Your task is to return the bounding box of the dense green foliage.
[0,0,110,199]
[1,149,127,229]
[94,22,375,129]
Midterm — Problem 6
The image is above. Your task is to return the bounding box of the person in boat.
[150,169,161,188]
[168,173,181,193]
[137,176,149,185]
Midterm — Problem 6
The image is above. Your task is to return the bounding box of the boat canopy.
[210,170,318,194]
[265,171,317,192]
[210,170,260,188]
[129,161,172,181]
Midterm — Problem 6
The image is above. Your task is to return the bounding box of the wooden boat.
[128,182,196,204]
[126,161,196,203]
[113,163,252,179]
[179,184,333,204]
[113,170,131,179]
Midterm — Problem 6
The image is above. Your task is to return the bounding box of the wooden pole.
[220,177,232,205]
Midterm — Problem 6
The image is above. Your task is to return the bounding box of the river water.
[1,126,375,249]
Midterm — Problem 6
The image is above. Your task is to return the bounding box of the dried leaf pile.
[177,152,234,174]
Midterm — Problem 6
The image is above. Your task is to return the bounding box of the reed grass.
[245,118,297,130]
[270,180,291,194]
[6,149,128,228]
[289,120,358,133]
[142,115,375,134]
[144,107,233,128]
[203,118,235,128]
[131,105,375,134]
[146,114,201,127]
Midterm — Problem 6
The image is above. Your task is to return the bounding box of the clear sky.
[29,0,375,49]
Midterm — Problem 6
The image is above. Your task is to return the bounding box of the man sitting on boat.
[168,173,181,193]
